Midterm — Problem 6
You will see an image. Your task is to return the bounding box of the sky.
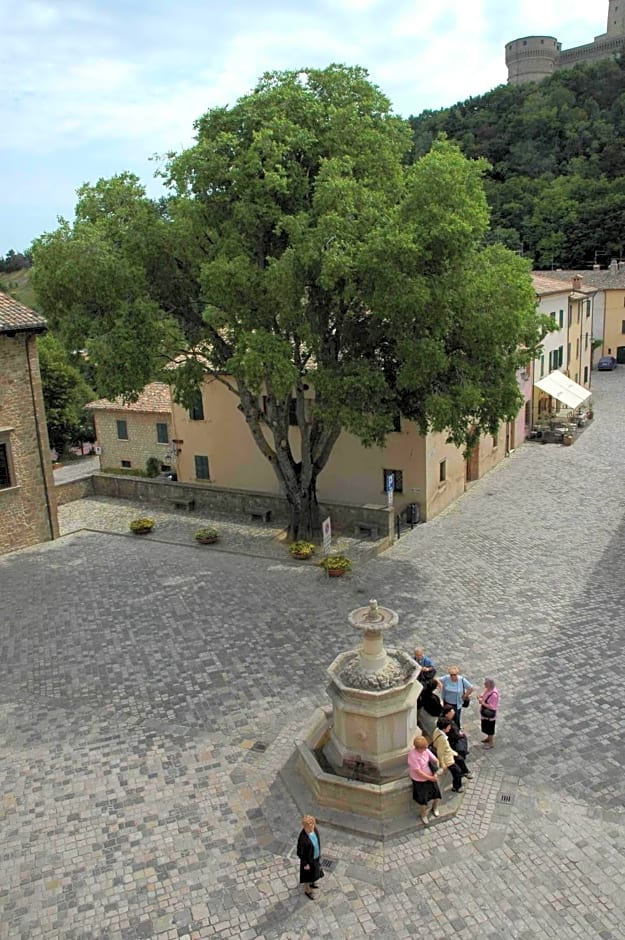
[0,0,607,255]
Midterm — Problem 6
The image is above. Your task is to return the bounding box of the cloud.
[0,0,614,251]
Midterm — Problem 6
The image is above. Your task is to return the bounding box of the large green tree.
[32,65,545,537]
[38,333,95,456]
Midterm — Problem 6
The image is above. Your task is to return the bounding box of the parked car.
[597,355,617,371]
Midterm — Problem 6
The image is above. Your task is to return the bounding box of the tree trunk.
[284,474,321,541]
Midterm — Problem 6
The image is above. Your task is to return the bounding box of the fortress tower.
[506,2,625,86]
[607,0,625,37]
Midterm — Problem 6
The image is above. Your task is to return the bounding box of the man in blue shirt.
[414,647,436,682]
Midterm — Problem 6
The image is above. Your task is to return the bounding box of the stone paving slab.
[1,370,625,937]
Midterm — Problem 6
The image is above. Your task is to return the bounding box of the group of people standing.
[296,651,501,900]
[409,648,499,825]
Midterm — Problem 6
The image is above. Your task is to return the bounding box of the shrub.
[194,526,219,541]
[129,517,155,533]
[146,456,160,477]
[318,554,351,571]
[289,540,316,557]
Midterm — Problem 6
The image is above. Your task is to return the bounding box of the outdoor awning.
[535,371,591,410]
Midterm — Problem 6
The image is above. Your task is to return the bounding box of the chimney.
[572,274,582,290]
[610,258,619,274]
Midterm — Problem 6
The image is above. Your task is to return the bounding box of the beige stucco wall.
[93,410,173,473]
[603,289,625,360]
[566,298,593,386]
[0,333,58,554]
[172,378,514,523]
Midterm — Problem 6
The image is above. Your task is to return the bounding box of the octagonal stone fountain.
[281,599,451,838]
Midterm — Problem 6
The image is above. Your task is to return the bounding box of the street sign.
[322,516,332,554]
[386,473,394,508]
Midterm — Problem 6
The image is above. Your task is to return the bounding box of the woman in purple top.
[478,678,499,749]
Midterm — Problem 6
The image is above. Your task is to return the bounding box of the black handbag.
[427,758,439,774]
[462,695,471,708]
[481,705,496,719]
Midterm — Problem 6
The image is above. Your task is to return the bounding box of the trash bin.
[407,502,420,525]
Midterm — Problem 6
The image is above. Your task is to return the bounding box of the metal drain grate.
[321,857,337,872]
[500,793,513,803]
[251,741,268,752]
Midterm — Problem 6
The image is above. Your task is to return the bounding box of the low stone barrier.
[90,473,394,540]
[55,475,95,506]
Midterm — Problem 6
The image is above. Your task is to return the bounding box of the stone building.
[0,292,59,554]
[87,382,174,475]
[506,1,625,85]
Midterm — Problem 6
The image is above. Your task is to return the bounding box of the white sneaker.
[421,815,430,826]
[431,808,440,818]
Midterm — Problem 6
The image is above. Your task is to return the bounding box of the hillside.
[0,265,37,309]
[409,57,625,269]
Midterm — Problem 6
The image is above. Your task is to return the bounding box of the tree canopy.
[32,65,544,536]
[409,57,625,268]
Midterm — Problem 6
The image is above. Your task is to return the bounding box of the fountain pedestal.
[280,600,459,835]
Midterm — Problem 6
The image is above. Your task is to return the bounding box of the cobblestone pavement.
[2,370,625,939]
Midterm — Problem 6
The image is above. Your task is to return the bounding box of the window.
[567,343,571,363]
[383,469,403,493]
[540,354,545,377]
[116,419,128,440]
[568,308,572,327]
[194,455,210,480]
[584,365,589,383]
[121,459,131,468]
[0,441,13,489]
[559,310,564,328]
[586,301,591,318]
[156,422,169,444]
[524,401,531,426]
[439,459,447,483]
[558,346,564,367]
[576,338,580,359]
[550,311,556,322]
[585,332,589,350]
[189,391,204,421]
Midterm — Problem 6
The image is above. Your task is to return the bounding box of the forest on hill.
[409,57,625,270]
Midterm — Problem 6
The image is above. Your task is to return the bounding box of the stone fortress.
[506,1,625,85]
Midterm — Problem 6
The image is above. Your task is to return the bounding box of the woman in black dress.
[417,677,443,742]
[296,814,324,899]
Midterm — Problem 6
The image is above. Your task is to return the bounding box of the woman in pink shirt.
[407,734,441,826]
[478,678,499,749]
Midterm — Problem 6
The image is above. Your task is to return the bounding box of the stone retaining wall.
[91,473,394,539]
[55,475,95,506]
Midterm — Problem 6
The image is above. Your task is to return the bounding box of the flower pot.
[562,435,573,446]
[327,567,346,578]
[196,536,218,545]
[132,527,152,535]
[292,552,312,560]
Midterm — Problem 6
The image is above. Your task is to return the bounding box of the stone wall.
[55,475,95,506]
[0,333,59,554]
[91,473,395,540]
[93,411,172,474]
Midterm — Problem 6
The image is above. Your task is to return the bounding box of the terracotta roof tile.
[0,291,47,333]
[536,268,625,289]
[86,382,172,414]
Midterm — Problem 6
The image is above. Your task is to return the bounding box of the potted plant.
[318,554,352,578]
[129,517,155,535]
[194,526,219,545]
[562,432,574,446]
[289,540,316,560]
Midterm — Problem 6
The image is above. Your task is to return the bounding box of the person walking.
[407,734,442,826]
[296,814,324,899]
[438,666,474,728]
[432,718,465,793]
[478,678,499,748]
